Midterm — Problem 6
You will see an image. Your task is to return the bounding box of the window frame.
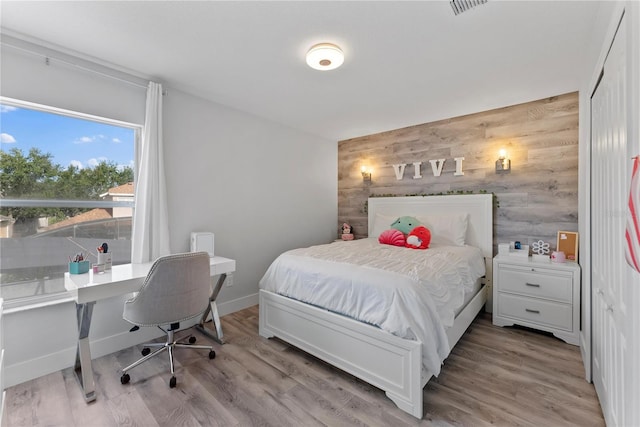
[0,96,142,311]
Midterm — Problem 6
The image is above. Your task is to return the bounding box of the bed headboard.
[368,194,494,287]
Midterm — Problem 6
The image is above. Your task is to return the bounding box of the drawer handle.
[525,282,540,288]
[525,308,540,314]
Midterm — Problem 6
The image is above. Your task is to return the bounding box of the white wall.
[0,42,337,386]
[163,89,337,312]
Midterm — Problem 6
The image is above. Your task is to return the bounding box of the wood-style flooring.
[3,306,604,426]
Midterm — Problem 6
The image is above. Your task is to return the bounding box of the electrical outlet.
[225,273,234,287]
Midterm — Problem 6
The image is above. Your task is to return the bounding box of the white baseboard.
[5,346,73,388]
[4,325,164,388]
[4,292,259,388]
[217,292,258,317]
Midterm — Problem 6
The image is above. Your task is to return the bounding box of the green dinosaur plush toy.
[390,216,421,235]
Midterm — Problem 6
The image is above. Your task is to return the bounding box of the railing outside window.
[0,199,134,303]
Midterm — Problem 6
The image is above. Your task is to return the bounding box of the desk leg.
[196,273,226,344]
[74,302,96,403]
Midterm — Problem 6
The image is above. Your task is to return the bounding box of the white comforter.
[258,238,485,376]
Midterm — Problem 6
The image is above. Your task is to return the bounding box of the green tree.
[75,162,134,199]
[0,147,134,226]
[0,147,60,198]
[0,147,62,221]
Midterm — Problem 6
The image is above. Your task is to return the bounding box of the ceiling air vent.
[450,0,487,16]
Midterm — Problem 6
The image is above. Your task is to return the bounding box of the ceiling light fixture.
[306,43,344,71]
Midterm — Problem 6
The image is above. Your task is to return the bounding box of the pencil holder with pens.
[69,260,90,274]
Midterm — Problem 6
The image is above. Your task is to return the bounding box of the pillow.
[390,216,421,235]
[416,213,468,246]
[405,226,431,249]
[370,214,398,238]
[378,229,406,246]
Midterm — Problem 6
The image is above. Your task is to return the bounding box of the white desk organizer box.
[191,232,215,257]
[96,253,112,271]
[499,242,529,258]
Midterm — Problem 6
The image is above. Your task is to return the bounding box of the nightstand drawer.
[497,293,572,331]
[498,268,572,303]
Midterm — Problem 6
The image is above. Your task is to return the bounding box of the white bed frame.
[259,194,493,419]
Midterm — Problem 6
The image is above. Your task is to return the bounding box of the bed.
[258,194,493,418]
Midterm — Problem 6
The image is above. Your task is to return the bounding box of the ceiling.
[0,1,602,141]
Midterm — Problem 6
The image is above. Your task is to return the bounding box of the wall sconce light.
[361,166,372,183]
[495,149,511,173]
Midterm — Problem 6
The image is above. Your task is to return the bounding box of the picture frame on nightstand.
[557,231,579,261]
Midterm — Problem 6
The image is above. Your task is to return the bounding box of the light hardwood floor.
[4,306,604,426]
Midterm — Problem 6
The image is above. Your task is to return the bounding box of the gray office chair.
[120,251,215,388]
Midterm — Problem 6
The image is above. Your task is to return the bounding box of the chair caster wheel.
[169,376,177,388]
[120,373,130,384]
[209,350,216,359]
[189,336,196,344]
[141,347,150,356]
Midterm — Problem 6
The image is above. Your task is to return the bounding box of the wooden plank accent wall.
[338,92,579,254]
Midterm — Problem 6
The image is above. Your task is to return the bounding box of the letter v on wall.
[392,164,407,180]
[429,159,446,177]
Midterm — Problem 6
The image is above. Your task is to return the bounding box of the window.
[0,97,140,304]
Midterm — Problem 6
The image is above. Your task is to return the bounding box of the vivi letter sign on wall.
[392,158,464,180]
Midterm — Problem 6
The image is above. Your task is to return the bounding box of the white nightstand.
[492,254,580,345]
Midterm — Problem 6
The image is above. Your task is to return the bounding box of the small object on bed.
[341,222,355,240]
[378,228,406,246]
[390,216,421,235]
[405,226,431,249]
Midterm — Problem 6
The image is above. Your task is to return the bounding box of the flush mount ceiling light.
[306,43,344,71]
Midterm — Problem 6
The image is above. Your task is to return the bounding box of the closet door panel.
[591,14,628,427]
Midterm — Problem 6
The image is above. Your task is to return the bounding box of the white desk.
[65,255,235,402]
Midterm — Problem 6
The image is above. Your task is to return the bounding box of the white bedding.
[258,238,485,376]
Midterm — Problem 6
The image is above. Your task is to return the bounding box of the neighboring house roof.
[45,208,112,231]
[41,182,132,233]
[99,182,134,198]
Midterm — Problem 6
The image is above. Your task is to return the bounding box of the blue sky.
[0,104,135,170]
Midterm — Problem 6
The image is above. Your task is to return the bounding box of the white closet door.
[591,15,628,427]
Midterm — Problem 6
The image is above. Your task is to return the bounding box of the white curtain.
[131,81,171,263]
